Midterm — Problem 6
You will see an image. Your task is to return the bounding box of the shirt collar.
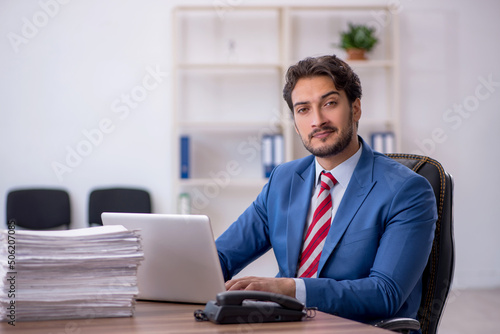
[314,142,363,188]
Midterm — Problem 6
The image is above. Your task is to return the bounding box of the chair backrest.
[387,154,454,334]
[6,188,71,229]
[88,187,152,226]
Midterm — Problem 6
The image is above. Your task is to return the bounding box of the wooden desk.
[2,301,391,333]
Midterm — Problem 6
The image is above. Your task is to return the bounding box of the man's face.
[291,75,361,158]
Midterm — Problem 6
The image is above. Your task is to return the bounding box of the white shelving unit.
[171,5,400,252]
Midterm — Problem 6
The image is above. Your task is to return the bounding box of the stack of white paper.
[0,225,144,323]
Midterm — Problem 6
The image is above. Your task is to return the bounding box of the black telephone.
[194,290,314,324]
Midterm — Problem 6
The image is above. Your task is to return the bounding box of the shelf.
[177,63,283,70]
[177,61,393,70]
[175,5,393,11]
[360,118,396,126]
[172,4,400,216]
[347,59,395,68]
[179,121,282,133]
[179,178,268,188]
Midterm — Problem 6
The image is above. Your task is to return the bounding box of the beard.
[299,116,354,158]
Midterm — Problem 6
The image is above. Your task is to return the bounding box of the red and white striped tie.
[297,171,337,278]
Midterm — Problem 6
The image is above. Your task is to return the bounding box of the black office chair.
[373,154,455,334]
[6,188,71,229]
[88,187,152,226]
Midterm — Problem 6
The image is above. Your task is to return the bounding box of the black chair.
[373,154,455,334]
[6,188,71,229]
[88,187,152,226]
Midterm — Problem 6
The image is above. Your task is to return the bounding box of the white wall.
[398,0,500,289]
[1,0,499,289]
[0,0,176,229]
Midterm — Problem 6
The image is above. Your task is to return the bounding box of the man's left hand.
[225,276,296,298]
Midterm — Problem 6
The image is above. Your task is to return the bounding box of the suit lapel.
[286,159,315,276]
[317,140,377,275]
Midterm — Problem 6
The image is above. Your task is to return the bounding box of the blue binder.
[180,136,190,179]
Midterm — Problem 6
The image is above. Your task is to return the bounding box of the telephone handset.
[194,290,315,324]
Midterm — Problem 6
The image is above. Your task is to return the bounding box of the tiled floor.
[438,287,500,334]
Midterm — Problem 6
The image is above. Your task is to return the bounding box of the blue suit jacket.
[216,138,437,322]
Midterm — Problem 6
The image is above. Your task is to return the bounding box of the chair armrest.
[372,317,420,333]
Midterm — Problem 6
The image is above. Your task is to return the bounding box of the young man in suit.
[215,54,437,323]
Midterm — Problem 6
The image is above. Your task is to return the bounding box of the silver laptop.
[101,212,226,304]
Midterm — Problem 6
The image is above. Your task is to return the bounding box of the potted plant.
[339,23,378,60]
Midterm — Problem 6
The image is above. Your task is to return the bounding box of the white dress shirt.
[294,143,363,304]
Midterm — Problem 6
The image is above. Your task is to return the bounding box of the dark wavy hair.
[283,54,362,113]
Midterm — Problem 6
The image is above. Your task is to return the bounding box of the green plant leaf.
[339,23,378,52]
